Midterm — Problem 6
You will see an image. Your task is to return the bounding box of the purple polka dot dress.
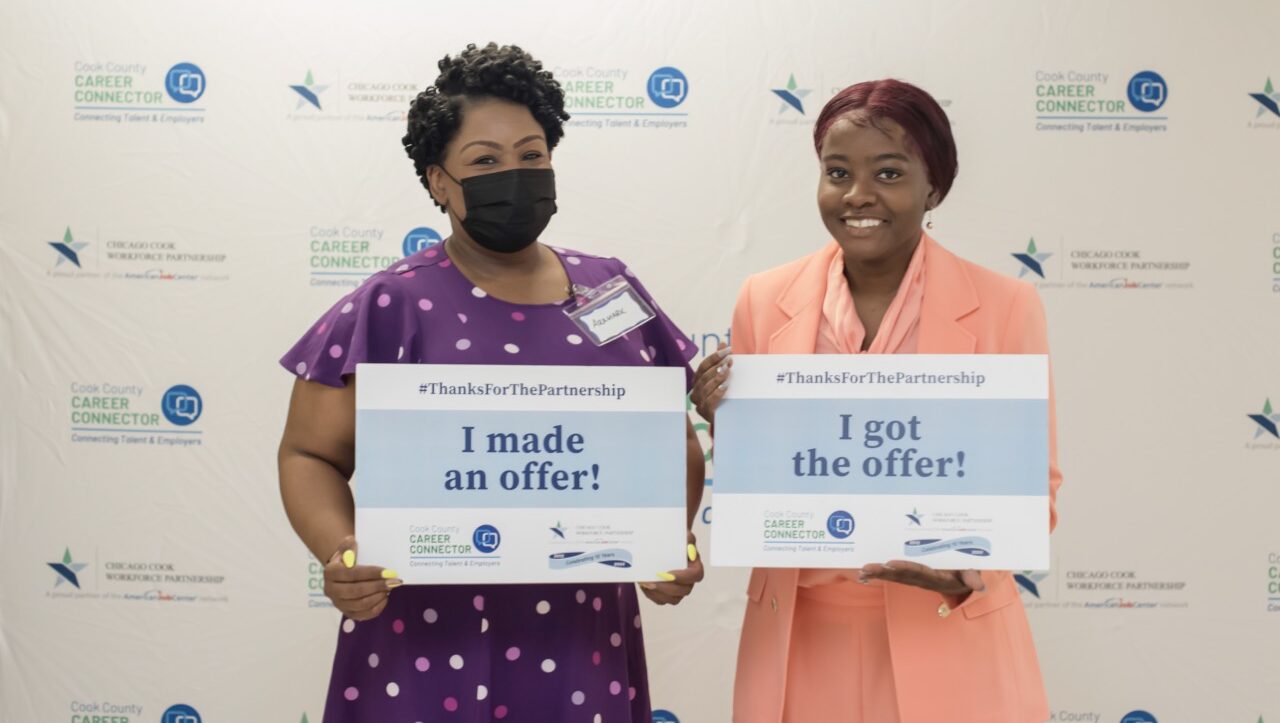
[280,243,696,723]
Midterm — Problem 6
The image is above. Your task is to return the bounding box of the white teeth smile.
[844,218,883,228]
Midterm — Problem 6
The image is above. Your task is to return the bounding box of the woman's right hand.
[690,343,732,431]
[324,536,402,621]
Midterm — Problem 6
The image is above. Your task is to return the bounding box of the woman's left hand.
[640,532,704,605]
[859,560,985,599]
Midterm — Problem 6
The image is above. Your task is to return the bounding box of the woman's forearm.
[279,449,356,561]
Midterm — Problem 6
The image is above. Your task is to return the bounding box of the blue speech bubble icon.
[1127,71,1166,112]
[827,510,855,539]
[473,525,501,554]
[162,704,202,723]
[165,63,206,103]
[647,67,688,108]
[403,226,442,257]
[162,385,203,426]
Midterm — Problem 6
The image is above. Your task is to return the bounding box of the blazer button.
[937,602,952,618]
[771,596,779,612]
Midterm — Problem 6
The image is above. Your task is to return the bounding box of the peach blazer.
[729,235,1062,723]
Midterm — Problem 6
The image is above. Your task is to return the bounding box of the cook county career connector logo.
[1249,77,1280,129]
[557,64,690,131]
[1034,69,1168,133]
[73,60,207,124]
[308,224,429,288]
[286,68,424,122]
[69,382,205,447]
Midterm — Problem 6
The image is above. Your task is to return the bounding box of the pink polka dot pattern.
[377,293,391,308]
[418,298,433,311]
[443,697,458,712]
[392,619,405,634]
[415,657,430,672]
[344,687,359,701]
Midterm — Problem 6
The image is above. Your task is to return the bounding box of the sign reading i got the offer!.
[355,364,688,584]
[712,355,1050,570]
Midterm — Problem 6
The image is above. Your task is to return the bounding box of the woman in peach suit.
[691,80,1063,722]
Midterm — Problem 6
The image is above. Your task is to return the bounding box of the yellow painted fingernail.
[381,569,399,579]
[341,550,356,569]
[656,572,676,582]
[687,544,698,562]
[385,579,404,589]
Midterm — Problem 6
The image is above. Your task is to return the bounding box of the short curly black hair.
[403,43,570,209]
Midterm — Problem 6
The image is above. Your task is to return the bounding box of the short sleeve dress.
[280,242,696,723]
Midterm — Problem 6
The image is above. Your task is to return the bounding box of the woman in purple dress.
[277,43,705,722]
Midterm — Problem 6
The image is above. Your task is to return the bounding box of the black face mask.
[442,167,557,253]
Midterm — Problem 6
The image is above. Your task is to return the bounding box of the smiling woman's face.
[816,112,938,267]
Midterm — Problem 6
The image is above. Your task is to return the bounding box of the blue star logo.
[1248,398,1280,439]
[550,520,566,539]
[49,547,88,589]
[1014,570,1049,598]
[905,507,924,526]
[1012,237,1052,279]
[772,73,811,114]
[290,70,328,110]
[1249,77,1280,119]
[49,227,87,268]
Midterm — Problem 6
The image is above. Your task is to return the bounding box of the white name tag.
[564,276,656,346]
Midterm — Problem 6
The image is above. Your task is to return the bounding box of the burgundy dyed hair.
[813,79,958,203]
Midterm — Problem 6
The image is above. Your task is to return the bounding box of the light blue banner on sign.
[904,536,993,557]
[548,549,634,569]
[357,410,684,509]
[716,398,1048,496]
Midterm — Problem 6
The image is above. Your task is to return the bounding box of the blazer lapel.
[767,244,838,354]
[917,234,980,354]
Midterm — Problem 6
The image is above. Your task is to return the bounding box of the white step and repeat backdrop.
[2,0,1278,721]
